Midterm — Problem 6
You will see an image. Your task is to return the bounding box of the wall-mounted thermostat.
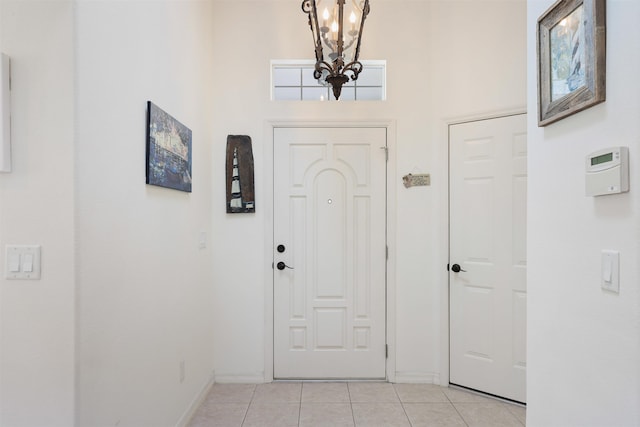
[585,147,629,196]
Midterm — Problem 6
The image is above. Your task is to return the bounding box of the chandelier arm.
[315,60,336,74]
[352,0,370,63]
[302,0,327,65]
[342,61,364,80]
[342,35,357,52]
[336,0,346,60]
[320,33,337,54]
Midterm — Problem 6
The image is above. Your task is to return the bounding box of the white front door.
[273,127,387,379]
[449,114,527,403]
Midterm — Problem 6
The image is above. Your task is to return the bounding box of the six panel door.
[449,114,527,403]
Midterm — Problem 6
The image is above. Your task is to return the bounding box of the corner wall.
[75,1,215,426]
[0,1,76,426]
[527,0,640,425]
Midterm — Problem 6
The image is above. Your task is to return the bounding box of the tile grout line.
[392,384,414,426]
[297,382,303,427]
[347,382,357,427]
[240,384,257,427]
[444,390,471,427]
[446,388,525,427]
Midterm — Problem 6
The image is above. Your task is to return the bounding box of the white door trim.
[439,108,527,389]
[263,119,397,383]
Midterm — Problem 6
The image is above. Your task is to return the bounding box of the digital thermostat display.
[585,147,629,196]
[591,152,613,166]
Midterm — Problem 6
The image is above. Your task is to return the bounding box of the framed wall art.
[537,0,605,126]
[225,135,255,213]
[146,101,192,192]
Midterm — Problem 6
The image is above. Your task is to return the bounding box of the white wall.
[0,1,76,426]
[0,0,531,424]
[527,0,640,426]
[75,1,216,426]
[210,0,526,383]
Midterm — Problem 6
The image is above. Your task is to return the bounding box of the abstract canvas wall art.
[146,101,192,192]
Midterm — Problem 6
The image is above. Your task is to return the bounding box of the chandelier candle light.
[302,0,370,100]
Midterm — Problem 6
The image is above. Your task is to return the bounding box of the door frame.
[264,119,397,382]
[440,109,527,388]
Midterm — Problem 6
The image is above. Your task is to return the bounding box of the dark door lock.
[451,263,466,273]
[276,261,294,270]
[277,244,286,253]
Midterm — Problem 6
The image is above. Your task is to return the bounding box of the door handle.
[276,261,294,270]
[450,263,466,273]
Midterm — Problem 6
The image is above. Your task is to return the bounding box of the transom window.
[271,60,386,101]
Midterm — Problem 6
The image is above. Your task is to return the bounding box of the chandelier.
[301,0,371,100]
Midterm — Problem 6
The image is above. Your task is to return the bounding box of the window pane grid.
[272,61,385,101]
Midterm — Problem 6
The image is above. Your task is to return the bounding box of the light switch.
[601,250,619,293]
[5,245,41,280]
[23,254,34,272]
[8,253,20,272]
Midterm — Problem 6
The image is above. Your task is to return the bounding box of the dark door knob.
[451,263,466,273]
[276,261,293,270]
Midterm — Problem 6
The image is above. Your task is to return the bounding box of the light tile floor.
[187,382,526,427]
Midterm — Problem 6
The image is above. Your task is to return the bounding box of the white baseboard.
[175,371,215,427]
[393,372,441,385]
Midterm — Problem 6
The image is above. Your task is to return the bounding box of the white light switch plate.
[601,250,619,293]
[198,231,207,249]
[5,245,41,280]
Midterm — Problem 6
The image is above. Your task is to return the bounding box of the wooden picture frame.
[225,135,255,213]
[537,0,605,126]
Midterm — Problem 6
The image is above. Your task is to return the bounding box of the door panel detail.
[274,127,386,379]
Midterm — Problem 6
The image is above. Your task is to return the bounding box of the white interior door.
[273,127,387,379]
[449,114,527,403]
